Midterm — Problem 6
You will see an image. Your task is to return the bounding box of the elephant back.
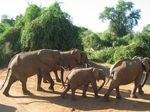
[110,59,131,75]
[38,49,61,67]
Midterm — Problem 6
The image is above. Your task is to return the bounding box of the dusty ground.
[0,64,150,112]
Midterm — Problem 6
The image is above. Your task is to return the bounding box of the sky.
[0,0,150,32]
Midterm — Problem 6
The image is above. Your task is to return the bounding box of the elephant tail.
[0,68,10,90]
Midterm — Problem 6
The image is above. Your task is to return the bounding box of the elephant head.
[92,68,105,92]
[142,57,150,73]
[139,57,150,91]
[80,51,89,67]
[71,49,82,64]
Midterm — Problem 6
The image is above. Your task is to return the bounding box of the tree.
[143,24,150,32]
[24,4,41,23]
[99,0,141,37]
[21,2,82,51]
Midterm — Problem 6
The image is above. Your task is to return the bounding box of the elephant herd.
[0,49,149,101]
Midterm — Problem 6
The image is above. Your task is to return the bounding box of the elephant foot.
[138,90,144,95]
[95,94,99,98]
[56,79,61,82]
[37,87,45,91]
[82,94,87,98]
[130,94,138,98]
[3,91,10,97]
[48,86,54,93]
[116,95,122,99]
[23,90,33,95]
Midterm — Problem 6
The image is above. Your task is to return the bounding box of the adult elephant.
[103,58,150,101]
[44,49,89,87]
[132,56,150,94]
[1,49,62,96]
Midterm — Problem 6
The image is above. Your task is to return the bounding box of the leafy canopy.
[100,0,141,37]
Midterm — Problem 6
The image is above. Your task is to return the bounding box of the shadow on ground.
[0,104,16,112]
[9,87,150,111]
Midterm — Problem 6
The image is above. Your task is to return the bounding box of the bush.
[21,2,82,51]
[86,47,115,63]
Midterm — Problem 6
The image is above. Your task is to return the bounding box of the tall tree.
[99,0,141,37]
[21,2,82,51]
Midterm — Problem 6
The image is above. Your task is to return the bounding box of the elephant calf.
[61,67,105,100]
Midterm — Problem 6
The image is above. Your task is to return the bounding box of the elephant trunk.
[140,72,149,87]
[97,78,105,93]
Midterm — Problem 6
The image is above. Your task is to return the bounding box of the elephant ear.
[92,68,100,80]
[142,58,150,73]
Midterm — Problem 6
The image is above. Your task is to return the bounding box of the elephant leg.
[130,76,141,98]
[53,70,61,82]
[103,81,116,101]
[21,78,32,95]
[91,81,98,98]
[82,83,89,98]
[116,86,122,99]
[61,83,70,98]
[138,86,144,95]
[41,70,54,92]
[37,74,44,91]
[60,67,65,87]
[3,74,17,96]
[71,89,76,100]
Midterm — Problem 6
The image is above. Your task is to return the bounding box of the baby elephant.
[61,67,105,100]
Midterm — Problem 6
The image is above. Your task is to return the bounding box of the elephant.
[103,58,150,101]
[132,56,150,95]
[61,67,105,100]
[0,49,62,96]
[43,49,89,87]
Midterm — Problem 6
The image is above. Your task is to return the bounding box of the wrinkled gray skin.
[43,49,89,87]
[103,58,150,101]
[1,49,61,96]
[61,67,105,100]
[132,56,150,95]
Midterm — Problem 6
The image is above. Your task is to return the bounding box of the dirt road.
[0,67,150,112]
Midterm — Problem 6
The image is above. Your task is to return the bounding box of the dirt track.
[0,66,150,112]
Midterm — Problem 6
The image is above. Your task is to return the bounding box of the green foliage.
[0,27,21,66]
[143,24,150,32]
[82,33,101,50]
[99,31,116,47]
[100,0,141,37]
[21,2,82,51]
[85,47,115,63]
[24,4,41,22]
[0,1,150,67]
